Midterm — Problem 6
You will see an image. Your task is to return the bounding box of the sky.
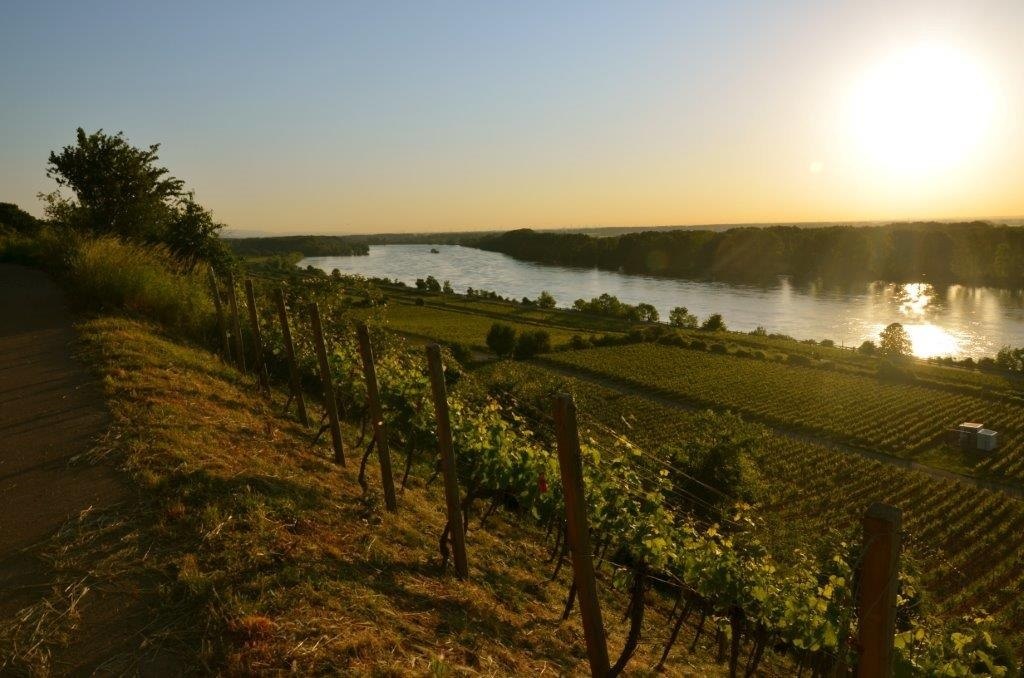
[2,1,1022,234]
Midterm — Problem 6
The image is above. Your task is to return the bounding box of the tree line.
[474,223,1024,288]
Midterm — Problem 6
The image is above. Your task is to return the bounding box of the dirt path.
[0,265,168,673]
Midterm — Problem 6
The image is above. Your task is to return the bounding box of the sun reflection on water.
[870,283,965,358]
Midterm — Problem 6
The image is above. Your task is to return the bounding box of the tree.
[669,306,697,328]
[43,128,224,270]
[657,411,763,522]
[486,323,517,358]
[513,330,551,359]
[879,322,912,357]
[636,303,659,323]
[858,340,877,355]
[700,313,726,331]
[536,290,556,309]
[442,280,454,295]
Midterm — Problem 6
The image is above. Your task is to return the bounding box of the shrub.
[414,297,425,306]
[701,313,726,331]
[752,350,767,360]
[734,348,752,359]
[689,339,707,351]
[513,330,551,360]
[709,343,728,354]
[787,353,812,366]
[569,334,592,350]
[448,342,473,364]
[486,322,517,358]
[858,340,877,356]
[820,339,835,347]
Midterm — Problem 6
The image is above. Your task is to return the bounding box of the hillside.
[0,315,717,675]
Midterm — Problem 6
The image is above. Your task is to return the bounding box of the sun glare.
[845,43,996,178]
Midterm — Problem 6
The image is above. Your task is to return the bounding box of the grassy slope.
[0,317,723,676]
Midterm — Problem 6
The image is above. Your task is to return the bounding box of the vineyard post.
[309,302,346,466]
[356,322,398,512]
[207,266,231,360]
[552,393,610,678]
[244,278,270,392]
[425,343,469,579]
[856,502,902,678]
[273,287,309,427]
[225,271,246,372]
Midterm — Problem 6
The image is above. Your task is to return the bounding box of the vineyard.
[544,343,1024,482]
[202,271,1017,675]
[478,361,1024,647]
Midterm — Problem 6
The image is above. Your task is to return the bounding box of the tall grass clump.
[68,236,214,338]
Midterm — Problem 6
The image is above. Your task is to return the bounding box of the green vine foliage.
[236,274,1013,677]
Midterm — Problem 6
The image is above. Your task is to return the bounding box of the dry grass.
[1,317,726,676]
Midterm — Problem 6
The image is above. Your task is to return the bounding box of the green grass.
[354,299,586,350]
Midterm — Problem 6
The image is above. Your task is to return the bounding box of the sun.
[845,43,996,178]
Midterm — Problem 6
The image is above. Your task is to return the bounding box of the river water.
[301,244,1024,359]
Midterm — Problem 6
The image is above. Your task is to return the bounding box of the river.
[301,244,1024,359]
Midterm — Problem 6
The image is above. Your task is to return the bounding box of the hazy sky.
[2,1,1022,234]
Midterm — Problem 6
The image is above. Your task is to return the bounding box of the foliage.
[701,313,726,331]
[0,202,43,234]
[486,322,517,358]
[42,128,226,271]
[665,306,695,328]
[416,275,442,292]
[880,322,913,357]
[513,330,551,360]
[536,290,556,309]
[475,222,1024,287]
[225,235,369,257]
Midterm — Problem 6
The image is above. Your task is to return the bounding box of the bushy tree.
[858,339,877,355]
[669,306,697,328]
[636,303,659,323]
[536,290,556,309]
[879,322,912,357]
[996,346,1024,373]
[442,280,454,294]
[42,128,226,270]
[700,313,726,331]
[486,322,517,358]
[513,330,551,359]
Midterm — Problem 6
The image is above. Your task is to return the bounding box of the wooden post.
[274,288,309,426]
[356,322,398,512]
[857,502,902,678]
[552,393,610,678]
[309,302,346,466]
[225,271,246,371]
[244,279,270,392]
[426,344,468,578]
[207,266,231,360]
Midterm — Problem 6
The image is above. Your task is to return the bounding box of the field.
[474,362,1024,646]
[544,342,1024,481]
